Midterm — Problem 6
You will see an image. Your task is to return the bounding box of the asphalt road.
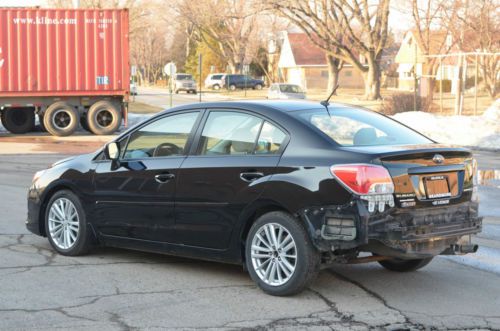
[0,151,499,330]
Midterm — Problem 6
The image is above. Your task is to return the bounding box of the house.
[277,32,365,90]
[395,30,460,92]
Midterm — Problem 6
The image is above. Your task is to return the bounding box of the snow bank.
[392,100,500,150]
[442,245,500,276]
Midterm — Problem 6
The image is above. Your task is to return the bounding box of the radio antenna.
[320,84,339,117]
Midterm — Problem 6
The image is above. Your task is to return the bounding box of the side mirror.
[106,142,120,160]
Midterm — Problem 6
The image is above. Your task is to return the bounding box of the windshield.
[212,75,223,79]
[176,74,193,80]
[279,84,303,93]
[292,107,432,147]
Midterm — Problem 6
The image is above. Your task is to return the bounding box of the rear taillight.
[330,164,395,213]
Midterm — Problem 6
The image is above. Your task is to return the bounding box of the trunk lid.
[340,144,475,208]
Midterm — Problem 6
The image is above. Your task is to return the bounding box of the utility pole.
[413,42,418,112]
[474,53,478,115]
[198,54,202,102]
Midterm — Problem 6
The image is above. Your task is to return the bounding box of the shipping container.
[0,8,129,136]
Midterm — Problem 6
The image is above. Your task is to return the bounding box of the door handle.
[240,172,264,183]
[154,173,175,183]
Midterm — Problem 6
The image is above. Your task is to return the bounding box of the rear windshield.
[292,107,432,147]
[176,75,193,80]
[279,84,303,93]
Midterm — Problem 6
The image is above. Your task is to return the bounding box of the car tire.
[86,100,121,135]
[229,84,236,91]
[378,257,433,272]
[213,84,220,90]
[43,102,79,136]
[45,190,93,256]
[1,107,35,134]
[254,84,263,90]
[245,211,320,296]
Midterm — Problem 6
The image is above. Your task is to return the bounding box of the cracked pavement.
[1,153,500,330]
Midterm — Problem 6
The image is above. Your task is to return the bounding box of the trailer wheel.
[86,101,121,135]
[43,102,79,137]
[1,107,35,134]
[38,114,47,132]
[80,115,91,133]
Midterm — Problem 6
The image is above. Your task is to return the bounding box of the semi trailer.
[0,8,129,136]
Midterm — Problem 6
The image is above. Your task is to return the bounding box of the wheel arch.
[238,199,295,263]
[38,181,83,237]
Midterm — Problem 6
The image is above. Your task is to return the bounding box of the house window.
[321,70,328,78]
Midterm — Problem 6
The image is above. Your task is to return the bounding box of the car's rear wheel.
[254,83,263,90]
[378,257,433,272]
[229,84,236,91]
[45,190,93,256]
[213,84,220,90]
[246,211,320,296]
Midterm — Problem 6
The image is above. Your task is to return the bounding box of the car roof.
[165,100,352,113]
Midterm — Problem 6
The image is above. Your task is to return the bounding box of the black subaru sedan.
[27,100,482,296]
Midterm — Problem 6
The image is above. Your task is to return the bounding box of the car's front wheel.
[245,211,320,296]
[45,190,93,256]
[378,257,433,272]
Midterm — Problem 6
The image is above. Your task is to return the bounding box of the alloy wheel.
[48,198,80,249]
[250,223,297,286]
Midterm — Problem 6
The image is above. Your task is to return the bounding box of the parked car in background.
[0,8,129,137]
[204,73,225,90]
[223,75,264,91]
[174,74,197,94]
[27,100,481,296]
[268,83,306,100]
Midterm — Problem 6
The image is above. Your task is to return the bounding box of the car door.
[175,109,288,249]
[92,111,202,243]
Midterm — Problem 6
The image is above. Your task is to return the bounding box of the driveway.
[1,151,500,330]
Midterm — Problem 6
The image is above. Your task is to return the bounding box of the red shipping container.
[0,8,129,97]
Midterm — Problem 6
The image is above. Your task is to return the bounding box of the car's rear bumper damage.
[300,199,482,260]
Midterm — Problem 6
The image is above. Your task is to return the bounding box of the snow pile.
[392,101,500,150]
[442,246,500,276]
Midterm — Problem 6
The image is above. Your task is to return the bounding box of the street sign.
[163,62,177,76]
[131,65,137,76]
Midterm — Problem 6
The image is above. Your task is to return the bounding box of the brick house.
[277,32,365,90]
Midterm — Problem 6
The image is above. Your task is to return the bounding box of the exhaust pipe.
[452,244,479,254]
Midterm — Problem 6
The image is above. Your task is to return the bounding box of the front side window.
[199,111,262,155]
[123,112,199,159]
[293,107,432,147]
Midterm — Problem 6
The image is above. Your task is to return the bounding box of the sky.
[0,0,414,32]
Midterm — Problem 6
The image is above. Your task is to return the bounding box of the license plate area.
[424,175,451,199]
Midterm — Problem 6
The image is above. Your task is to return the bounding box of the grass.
[128,101,163,114]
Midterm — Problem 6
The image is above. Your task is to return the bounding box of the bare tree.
[457,0,499,99]
[177,0,261,74]
[269,0,390,100]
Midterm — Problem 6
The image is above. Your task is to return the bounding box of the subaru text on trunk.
[26,100,482,296]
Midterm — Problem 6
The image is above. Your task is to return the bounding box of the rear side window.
[256,122,286,154]
[212,75,223,80]
[199,112,262,155]
[293,107,432,147]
